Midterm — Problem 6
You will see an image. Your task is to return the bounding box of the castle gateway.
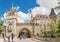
[5,4,56,38]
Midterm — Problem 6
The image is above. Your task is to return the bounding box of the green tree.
[56,22,60,37]
[42,21,57,38]
[55,0,60,22]
[0,19,4,35]
[55,0,60,10]
[55,0,60,37]
[47,21,57,38]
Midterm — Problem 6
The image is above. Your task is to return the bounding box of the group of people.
[19,34,27,39]
[2,33,14,42]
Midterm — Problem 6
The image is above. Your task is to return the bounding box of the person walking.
[8,36,10,42]
[11,33,14,42]
[2,33,6,42]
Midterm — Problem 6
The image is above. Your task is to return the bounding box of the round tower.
[49,8,57,23]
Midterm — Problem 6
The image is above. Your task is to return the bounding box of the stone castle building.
[5,5,56,38]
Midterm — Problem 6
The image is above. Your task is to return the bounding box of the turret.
[49,8,57,23]
[10,2,16,15]
[6,3,17,37]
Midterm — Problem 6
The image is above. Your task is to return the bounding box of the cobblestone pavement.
[0,37,60,42]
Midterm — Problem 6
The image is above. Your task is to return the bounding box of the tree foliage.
[55,0,60,37]
[55,0,60,18]
[56,22,60,37]
[48,21,57,38]
[0,19,4,34]
[50,21,56,31]
[55,0,60,10]
[42,21,57,38]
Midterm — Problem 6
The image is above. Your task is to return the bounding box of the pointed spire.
[31,14,32,18]
[49,8,56,16]
[30,14,33,23]
[12,2,14,9]
[31,14,33,20]
[10,2,16,12]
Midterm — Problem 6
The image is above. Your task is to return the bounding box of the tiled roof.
[33,14,49,20]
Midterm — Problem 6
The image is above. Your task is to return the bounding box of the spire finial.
[31,14,33,20]
[12,2,14,8]
[10,2,16,12]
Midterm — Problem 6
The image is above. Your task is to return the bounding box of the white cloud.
[3,12,6,19]
[35,0,58,15]
[29,0,58,17]
[37,0,57,8]
[18,12,30,19]
[14,6,20,11]
[17,11,31,23]
[0,17,4,21]
[31,7,49,17]
[3,0,58,23]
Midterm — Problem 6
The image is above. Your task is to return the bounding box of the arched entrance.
[18,28,31,38]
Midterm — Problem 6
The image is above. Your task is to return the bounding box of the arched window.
[7,23,12,32]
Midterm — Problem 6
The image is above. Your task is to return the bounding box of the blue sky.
[0,0,57,23]
[0,0,39,16]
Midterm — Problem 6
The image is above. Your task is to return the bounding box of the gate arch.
[18,28,32,38]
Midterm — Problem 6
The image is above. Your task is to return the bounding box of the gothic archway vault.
[18,28,32,38]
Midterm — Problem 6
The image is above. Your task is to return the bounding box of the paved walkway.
[0,37,60,42]
[0,37,39,42]
[0,37,4,42]
[0,37,47,42]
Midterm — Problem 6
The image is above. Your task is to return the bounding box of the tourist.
[11,33,14,42]
[8,36,10,42]
[37,33,39,37]
[2,33,6,42]
[19,36,22,39]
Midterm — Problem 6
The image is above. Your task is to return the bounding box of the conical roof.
[49,8,56,16]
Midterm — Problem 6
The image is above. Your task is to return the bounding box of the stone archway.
[18,28,32,38]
